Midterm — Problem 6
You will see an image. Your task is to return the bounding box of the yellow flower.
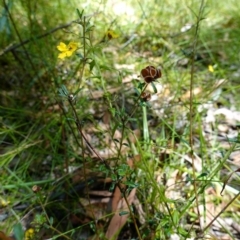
[57,42,78,59]
[25,228,34,240]
[208,65,214,73]
[106,30,119,40]
[0,198,10,207]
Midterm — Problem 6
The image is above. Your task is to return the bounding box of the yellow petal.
[58,52,67,59]
[106,30,119,40]
[65,50,74,57]
[57,41,78,59]
[0,198,9,207]
[57,42,68,52]
[25,228,35,240]
[208,65,214,73]
[67,42,78,51]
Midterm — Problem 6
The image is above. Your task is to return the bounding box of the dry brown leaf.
[0,232,14,240]
[111,186,122,214]
[105,188,136,240]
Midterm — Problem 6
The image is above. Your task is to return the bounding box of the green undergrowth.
[1,0,240,239]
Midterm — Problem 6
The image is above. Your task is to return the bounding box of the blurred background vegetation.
[1,0,240,239]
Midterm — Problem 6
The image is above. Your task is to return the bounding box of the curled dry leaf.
[105,188,136,240]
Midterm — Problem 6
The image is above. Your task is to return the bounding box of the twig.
[0,12,99,56]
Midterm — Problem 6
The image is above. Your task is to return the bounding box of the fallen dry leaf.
[0,231,14,240]
[105,188,136,240]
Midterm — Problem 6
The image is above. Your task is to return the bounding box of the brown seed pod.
[141,92,151,102]
[140,66,161,83]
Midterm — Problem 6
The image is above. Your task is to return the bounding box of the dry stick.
[67,96,142,240]
[0,20,72,56]
[189,0,205,231]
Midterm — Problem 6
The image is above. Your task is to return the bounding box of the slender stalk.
[67,95,142,240]
[142,104,149,149]
[189,0,205,229]
[3,1,37,78]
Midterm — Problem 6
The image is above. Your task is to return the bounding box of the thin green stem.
[189,0,205,229]
[67,95,142,240]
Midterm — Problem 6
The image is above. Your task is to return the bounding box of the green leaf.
[159,217,169,227]
[99,165,110,174]
[140,101,147,107]
[134,87,141,95]
[109,182,115,192]
[119,211,129,216]
[85,25,95,33]
[178,227,188,237]
[13,223,24,240]
[58,85,68,97]
[76,9,84,19]
[117,72,122,84]
[151,82,157,93]
[109,107,116,117]
[49,217,54,226]
[66,117,75,121]
[117,164,130,176]
[138,82,146,90]
[128,117,137,122]
[74,86,84,95]
[197,172,208,178]
[0,1,12,35]
[89,60,95,72]
[172,210,179,226]
[124,181,138,188]
[100,64,112,71]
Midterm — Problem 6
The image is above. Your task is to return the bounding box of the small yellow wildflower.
[208,65,214,73]
[57,42,78,59]
[25,228,34,240]
[106,30,119,40]
[0,198,10,207]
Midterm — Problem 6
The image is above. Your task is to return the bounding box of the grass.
[1,0,240,239]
